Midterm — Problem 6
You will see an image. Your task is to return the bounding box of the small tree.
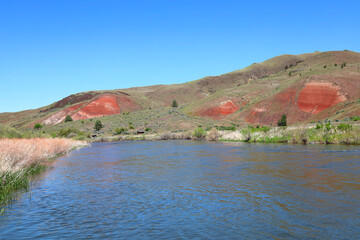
[94,120,103,131]
[65,115,73,122]
[171,100,178,108]
[34,123,42,130]
[277,114,287,127]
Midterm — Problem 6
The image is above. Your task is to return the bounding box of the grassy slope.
[1,50,359,132]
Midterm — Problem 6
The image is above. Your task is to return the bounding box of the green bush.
[338,123,352,132]
[34,123,42,130]
[0,125,23,139]
[115,127,127,134]
[259,126,271,133]
[74,135,86,141]
[216,125,236,131]
[94,120,103,131]
[171,100,178,108]
[193,128,206,139]
[58,128,82,137]
[65,115,73,122]
[277,114,287,126]
[325,123,332,131]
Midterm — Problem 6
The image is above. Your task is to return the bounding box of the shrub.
[171,100,178,108]
[145,127,151,132]
[316,123,323,129]
[65,115,73,122]
[334,63,337,66]
[193,128,206,139]
[115,127,127,134]
[58,128,82,137]
[288,72,292,76]
[259,126,271,133]
[0,125,23,139]
[94,120,103,131]
[324,65,327,68]
[216,125,236,131]
[341,62,347,68]
[338,123,352,132]
[277,115,287,127]
[349,116,360,121]
[34,123,42,130]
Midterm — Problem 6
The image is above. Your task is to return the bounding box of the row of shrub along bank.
[90,123,360,145]
[220,124,360,145]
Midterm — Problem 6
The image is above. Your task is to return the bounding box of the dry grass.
[0,138,87,173]
[206,129,220,141]
[157,132,192,140]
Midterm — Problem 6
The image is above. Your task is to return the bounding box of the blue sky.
[1,0,360,112]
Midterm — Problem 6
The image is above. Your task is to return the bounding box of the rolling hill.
[1,50,359,133]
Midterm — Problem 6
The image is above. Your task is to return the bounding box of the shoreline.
[90,124,360,146]
[93,137,360,146]
[0,138,88,213]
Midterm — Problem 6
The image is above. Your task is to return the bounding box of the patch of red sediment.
[197,100,238,117]
[297,82,346,114]
[43,103,84,125]
[72,95,121,120]
[245,107,267,124]
[274,89,296,104]
[218,100,238,114]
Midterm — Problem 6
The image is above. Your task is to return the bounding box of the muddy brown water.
[0,141,359,239]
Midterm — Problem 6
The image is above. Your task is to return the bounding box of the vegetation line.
[90,122,360,145]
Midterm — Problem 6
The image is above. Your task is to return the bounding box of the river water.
[1,141,360,239]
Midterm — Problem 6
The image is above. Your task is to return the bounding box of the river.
[1,141,359,239]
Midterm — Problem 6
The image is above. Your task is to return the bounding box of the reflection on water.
[1,141,360,239]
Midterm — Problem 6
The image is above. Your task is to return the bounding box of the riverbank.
[0,138,88,210]
[91,123,360,145]
[222,123,360,145]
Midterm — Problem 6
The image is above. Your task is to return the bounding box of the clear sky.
[1,0,360,112]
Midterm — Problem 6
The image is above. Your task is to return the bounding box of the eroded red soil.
[297,82,346,114]
[197,100,239,117]
[43,94,142,125]
[43,103,85,125]
[72,95,121,120]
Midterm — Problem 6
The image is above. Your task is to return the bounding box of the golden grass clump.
[0,138,87,173]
